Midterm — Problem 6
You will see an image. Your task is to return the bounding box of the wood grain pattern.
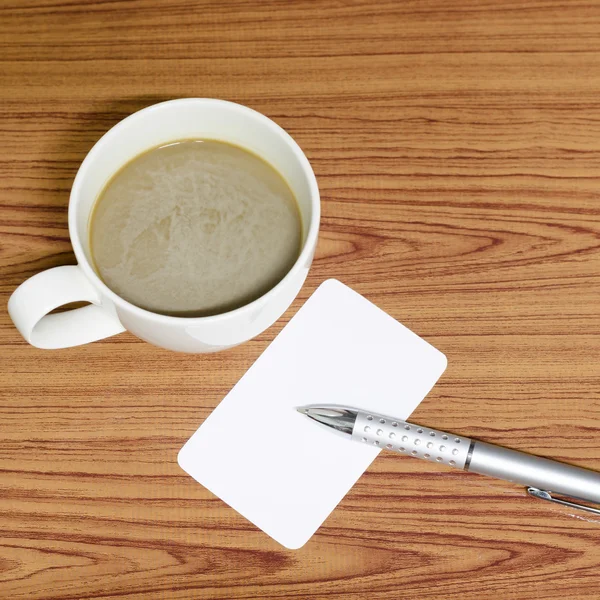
[2,0,600,598]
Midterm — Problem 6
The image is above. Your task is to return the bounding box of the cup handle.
[8,265,125,349]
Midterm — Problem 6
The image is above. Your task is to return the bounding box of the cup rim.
[69,97,320,324]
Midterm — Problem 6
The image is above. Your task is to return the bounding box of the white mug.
[8,99,320,352]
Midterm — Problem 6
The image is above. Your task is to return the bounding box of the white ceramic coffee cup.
[8,99,320,352]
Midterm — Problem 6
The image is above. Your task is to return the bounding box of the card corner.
[317,278,344,293]
[176,443,191,472]
[438,351,449,373]
[277,533,312,550]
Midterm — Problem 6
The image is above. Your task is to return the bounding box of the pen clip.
[527,487,600,517]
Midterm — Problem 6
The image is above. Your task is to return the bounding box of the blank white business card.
[178,279,447,549]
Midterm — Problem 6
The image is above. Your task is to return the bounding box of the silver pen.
[298,405,600,516]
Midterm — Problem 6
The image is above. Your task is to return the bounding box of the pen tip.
[296,406,310,414]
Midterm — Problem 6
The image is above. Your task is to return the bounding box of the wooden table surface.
[2,1,600,598]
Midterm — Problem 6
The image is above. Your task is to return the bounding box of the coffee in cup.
[90,139,302,317]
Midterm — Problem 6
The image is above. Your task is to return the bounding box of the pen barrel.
[352,411,472,469]
[467,441,600,503]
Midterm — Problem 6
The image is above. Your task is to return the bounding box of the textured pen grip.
[352,410,472,469]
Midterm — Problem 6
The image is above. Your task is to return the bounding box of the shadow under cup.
[69,99,320,350]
